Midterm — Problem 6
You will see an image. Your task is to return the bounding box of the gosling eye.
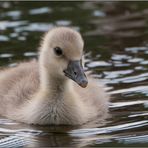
[54,47,63,56]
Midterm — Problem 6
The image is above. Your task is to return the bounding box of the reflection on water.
[0,1,148,147]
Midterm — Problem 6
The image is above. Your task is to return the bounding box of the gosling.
[0,27,109,125]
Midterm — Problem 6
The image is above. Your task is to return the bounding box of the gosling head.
[40,27,88,88]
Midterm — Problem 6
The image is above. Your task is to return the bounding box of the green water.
[0,1,148,147]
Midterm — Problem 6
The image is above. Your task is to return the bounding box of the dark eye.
[54,47,63,56]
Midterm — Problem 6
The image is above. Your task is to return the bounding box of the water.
[0,1,148,147]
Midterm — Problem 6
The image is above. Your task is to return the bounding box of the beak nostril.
[74,71,77,76]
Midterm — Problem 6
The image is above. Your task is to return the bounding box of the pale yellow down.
[0,27,109,125]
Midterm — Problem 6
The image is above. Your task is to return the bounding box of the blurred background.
[0,1,148,147]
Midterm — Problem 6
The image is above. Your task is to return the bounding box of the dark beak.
[63,60,88,88]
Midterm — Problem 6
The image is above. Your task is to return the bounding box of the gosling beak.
[63,60,88,88]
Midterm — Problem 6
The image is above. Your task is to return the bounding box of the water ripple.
[108,73,148,84]
[1,10,21,20]
[104,70,133,79]
[118,135,148,144]
[29,7,52,15]
[87,61,111,68]
[0,35,9,41]
[0,21,27,30]
[125,47,148,53]
[110,100,147,108]
[15,23,53,32]
[110,85,148,95]
[0,53,13,58]
[69,120,148,137]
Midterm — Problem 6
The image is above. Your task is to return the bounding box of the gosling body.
[0,27,109,125]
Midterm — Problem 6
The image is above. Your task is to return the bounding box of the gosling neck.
[39,56,70,94]
[41,70,69,93]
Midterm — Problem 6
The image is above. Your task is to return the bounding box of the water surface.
[0,1,148,147]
